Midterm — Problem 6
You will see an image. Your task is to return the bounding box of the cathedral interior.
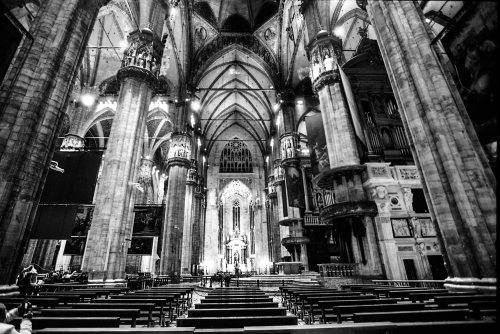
[0,0,496,294]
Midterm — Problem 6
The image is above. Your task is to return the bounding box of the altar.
[220,228,249,274]
[276,261,301,275]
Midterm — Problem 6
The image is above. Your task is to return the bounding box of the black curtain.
[40,151,103,204]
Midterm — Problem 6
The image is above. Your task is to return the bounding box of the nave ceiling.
[61,0,465,172]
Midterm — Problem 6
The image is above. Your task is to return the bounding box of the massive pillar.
[190,179,203,275]
[366,1,496,290]
[160,132,192,278]
[181,160,197,275]
[82,56,158,281]
[0,0,105,284]
[267,176,281,263]
[308,32,379,276]
[275,95,309,270]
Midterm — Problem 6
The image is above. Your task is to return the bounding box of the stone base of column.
[444,277,496,294]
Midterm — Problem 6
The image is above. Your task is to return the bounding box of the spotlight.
[334,26,345,38]
[191,100,201,112]
[81,94,95,107]
[296,99,304,105]
[273,103,280,112]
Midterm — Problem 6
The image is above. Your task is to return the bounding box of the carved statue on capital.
[403,187,414,212]
[411,217,422,239]
[375,186,388,199]
[168,134,192,160]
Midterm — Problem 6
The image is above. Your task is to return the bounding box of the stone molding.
[117,66,159,90]
[314,164,366,190]
[320,201,378,223]
[313,70,341,91]
[280,157,301,166]
[167,157,191,169]
[278,217,302,226]
[281,236,310,246]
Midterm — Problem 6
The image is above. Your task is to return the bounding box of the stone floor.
[167,287,306,327]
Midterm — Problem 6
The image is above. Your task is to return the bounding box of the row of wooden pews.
[177,287,298,332]
[278,283,496,331]
[1,284,195,332]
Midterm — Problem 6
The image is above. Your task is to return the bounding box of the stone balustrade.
[318,263,360,277]
[303,215,325,226]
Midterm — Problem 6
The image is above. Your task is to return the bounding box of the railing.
[372,279,445,288]
[318,263,359,277]
[303,215,326,226]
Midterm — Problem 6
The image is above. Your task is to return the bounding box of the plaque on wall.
[391,218,412,238]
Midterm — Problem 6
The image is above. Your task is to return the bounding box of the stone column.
[267,177,281,263]
[82,61,158,281]
[366,1,496,289]
[308,33,378,273]
[181,160,197,275]
[273,161,289,260]
[191,186,203,274]
[0,0,105,284]
[300,243,309,272]
[160,132,192,278]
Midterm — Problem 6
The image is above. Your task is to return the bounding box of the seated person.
[0,298,32,334]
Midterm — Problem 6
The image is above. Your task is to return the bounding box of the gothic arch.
[191,43,278,85]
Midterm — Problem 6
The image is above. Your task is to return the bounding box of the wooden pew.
[187,307,287,318]
[119,293,182,317]
[73,289,123,297]
[0,297,58,309]
[11,317,120,329]
[469,301,497,320]
[433,295,496,309]
[199,297,272,304]
[293,291,361,317]
[317,298,400,324]
[353,309,469,323]
[195,302,279,309]
[37,329,195,334]
[176,315,298,328]
[243,321,495,334]
[333,303,427,323]
[387,289,448,300]
[359,286,426,296]
[245,322,397,334]
[95,298,169,325]
[280,287,339,307]
[393,321,497,334]
[40,291,98,303]
[409,291,475,303]
[71,303,155,327]
[306,295,378,320]
[204,294,268,299]
[132,290,190,309]
[39,309,141,327]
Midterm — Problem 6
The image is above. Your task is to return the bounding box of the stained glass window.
[219,138,253,173]
[233,200,240,230]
